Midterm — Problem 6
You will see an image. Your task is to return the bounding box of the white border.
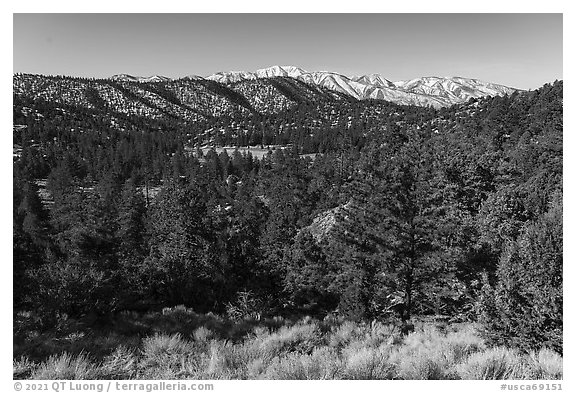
[4,3,572,391]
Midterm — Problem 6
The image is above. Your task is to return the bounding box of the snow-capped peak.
[206,70,257,84]
[393,76,518,103]
[351,74,396,89]
[110,74,171,83]
[254,65,307,78]
[109,66,519,108]
[184,74,205,81]
[201,66,519,107]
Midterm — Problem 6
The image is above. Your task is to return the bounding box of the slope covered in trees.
[13,79,563,361]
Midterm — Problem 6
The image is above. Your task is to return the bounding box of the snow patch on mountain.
[203,66,519,108]
[111,74,171,83]
[108,66,520,108]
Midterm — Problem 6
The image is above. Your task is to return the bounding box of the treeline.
[13,81,562,354]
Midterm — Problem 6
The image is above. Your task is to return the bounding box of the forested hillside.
[13,76,563,377]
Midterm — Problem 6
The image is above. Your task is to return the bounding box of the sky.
[13,13,563,92]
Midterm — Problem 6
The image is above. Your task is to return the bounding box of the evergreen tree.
[332,130,455,321]
[479,191,562,353]
[114,177,148,305]
[283,230,338,314]
[143,178,219,310]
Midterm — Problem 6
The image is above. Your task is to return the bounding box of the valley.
[13,71,563,380]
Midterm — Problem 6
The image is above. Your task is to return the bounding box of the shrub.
[246,358,267,378]
[100,346,138,379]
[139,333,197,378]
[441,324,486,364]
[193,326,216,343]
[13,357,36,379]
[226,291,263,321]
[456,347,526,380]
[328,321,361,350]
[29,258,121,320]
[390,349,447,380]
[141,333,193,359]
[251,325,271,339]
[162,304,196,320]
[523,348,563,379]
[387,325,479,379]
[31,352,100,380]
[262,347,342,379]
[256,321,324,358]
[14,313,562,381]
[364,320,398,348]
[204,340,252,379]
[342,345,395,379]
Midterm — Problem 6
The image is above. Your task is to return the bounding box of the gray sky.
[13,13,562,90]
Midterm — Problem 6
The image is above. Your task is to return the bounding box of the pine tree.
[283,229,338,314]
[330,129,454,321]
[13,177,49,309]
[113,177,148,306]
[18,180,49,246]
[143,178,219,310]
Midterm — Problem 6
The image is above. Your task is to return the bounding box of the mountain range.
[110,65,520,108]
[13,65,523,150]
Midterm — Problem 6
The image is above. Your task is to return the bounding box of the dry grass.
[15,309,563,380]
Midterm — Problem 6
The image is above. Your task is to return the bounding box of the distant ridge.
[109,65,520,108]
[110,74,171,83]
[204,66,520,108]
